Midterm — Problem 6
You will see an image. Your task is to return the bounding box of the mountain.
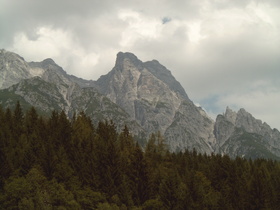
[214,107,280,160]
[96,52,215,153]
[1,49,280,159]
[0,49,144,141]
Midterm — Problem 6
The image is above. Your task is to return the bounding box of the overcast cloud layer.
[1,0,280,129]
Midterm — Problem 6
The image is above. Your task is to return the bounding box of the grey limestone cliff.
[96,52,215,152]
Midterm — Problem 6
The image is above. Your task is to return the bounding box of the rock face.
[165,101,215,153]
[96,52,215,153]
[0,49,33,89]
[214,107,280,159]
[1,49,280,159]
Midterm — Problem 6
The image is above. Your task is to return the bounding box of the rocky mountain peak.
[224,106,237,124]
[214,106,280,159]
[219,107,264,134]
[235,108,263,133]
[115,52,144,73]
[29,58,66,75]
[0,50,32,89]
[95,52,215,152]
[0,49,24,61]
[116,51,139,61]
[40,58,57,67]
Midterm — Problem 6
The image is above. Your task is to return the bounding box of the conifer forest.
[1,102,280,209]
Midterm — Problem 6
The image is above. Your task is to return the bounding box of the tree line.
[0,102,280,209]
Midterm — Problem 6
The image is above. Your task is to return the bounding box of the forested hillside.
[1,102,280,209]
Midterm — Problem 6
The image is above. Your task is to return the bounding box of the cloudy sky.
[1,0,280,129]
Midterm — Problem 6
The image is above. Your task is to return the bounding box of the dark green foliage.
[1,103,280,209]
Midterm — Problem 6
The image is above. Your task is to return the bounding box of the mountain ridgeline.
[0,49,280,159]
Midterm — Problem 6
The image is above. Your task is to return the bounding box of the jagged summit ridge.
[214,107,280,159]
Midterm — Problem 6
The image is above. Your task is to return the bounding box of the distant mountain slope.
[214,107,280,159]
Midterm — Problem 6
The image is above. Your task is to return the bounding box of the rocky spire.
[224,106,237,124]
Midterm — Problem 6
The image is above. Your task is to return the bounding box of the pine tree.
[12,101,24,139]
[96,120,121,196]
[159,169,180,209]
[24,107,38,136]
[129,143,148,205]
[70,111,97,187]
